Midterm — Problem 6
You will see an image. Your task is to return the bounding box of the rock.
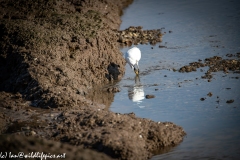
[226,99,234,103]
[207,92,213,97]
[146,95,155,99]
[30,130,36,135]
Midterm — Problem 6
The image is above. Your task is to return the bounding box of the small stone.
[200,97,206,101]
[207,92,213,97]
[159,45,166,48]
[30,130,36,135]
[226,99,234,103]
[146,95,155,99]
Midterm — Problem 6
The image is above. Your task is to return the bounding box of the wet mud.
[0,0,186,159]
[178,53,240,104]
[179,53,240,80]
[0,134,113,160]
[117,26,163,46]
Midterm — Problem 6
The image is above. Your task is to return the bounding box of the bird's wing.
[128,47,141,61]
[125,56,135,69]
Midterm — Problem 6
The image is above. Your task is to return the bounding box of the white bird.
[125,46,141,75]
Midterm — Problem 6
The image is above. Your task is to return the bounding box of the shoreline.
[0,0,186,159]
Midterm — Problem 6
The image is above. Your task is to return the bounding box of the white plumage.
[125,47,141,75]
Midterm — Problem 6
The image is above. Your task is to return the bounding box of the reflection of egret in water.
[128,76,145,105]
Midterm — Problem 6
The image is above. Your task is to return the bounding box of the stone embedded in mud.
[30,130,36,135]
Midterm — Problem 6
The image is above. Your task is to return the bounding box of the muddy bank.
[0,91,186,159]
[0,0,186,159]
[0,134,112,160]
[0,0,129,108]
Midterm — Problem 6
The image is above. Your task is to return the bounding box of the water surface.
[110,0,240,159]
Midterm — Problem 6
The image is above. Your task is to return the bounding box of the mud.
[0,134,112,160]
[0,0,186,159]
[118,26,163,46]
[0,0,129,108]
[179,53,240,80]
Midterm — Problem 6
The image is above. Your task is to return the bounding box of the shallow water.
[110,0,240,159]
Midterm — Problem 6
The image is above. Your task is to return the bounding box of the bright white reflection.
[128,76,145,104]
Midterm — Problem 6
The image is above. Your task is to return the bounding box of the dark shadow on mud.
[106,62,121,81]
[0,49,55,108]
[0,20,49,108]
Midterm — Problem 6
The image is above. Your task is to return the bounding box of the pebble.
[30,130,36,135]
[207,92,213,97]
[226,99,234,103]
[145,95,155,99]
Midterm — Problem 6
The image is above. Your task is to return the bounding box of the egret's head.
[134,68,139,75]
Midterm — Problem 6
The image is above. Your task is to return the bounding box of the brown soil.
[0,0,186,159]
[0,134,112,160]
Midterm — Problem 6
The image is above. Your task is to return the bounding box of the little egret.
[125,47,141,75]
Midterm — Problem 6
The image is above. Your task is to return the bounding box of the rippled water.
[110,0,240,159]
